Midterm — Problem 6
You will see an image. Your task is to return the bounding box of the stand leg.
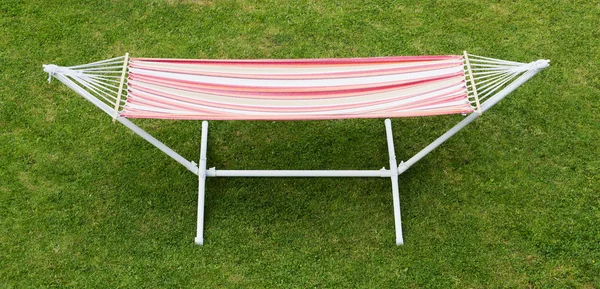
[195,121,209,245]
[385,119,404,245]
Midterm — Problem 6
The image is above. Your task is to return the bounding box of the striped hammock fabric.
[124,55,474,120]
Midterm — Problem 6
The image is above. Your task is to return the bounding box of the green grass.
[1,0,599,287]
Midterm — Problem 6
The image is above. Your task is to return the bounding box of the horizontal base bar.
[206,168,396,177]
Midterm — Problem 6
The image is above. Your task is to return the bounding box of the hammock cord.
[466,54,533,102]
[45,56,128,110]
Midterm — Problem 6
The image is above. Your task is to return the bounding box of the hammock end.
[43,64,59,83]
[42,64,58,73]
[533,59,550,70]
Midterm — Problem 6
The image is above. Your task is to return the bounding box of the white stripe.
[132,59,462,76]
[129,66,464,88]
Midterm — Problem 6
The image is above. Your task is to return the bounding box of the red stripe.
[121,107,473,120]
[131,55,461,66]
[129,60,461,80]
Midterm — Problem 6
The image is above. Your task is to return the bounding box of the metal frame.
[44,56,549,246]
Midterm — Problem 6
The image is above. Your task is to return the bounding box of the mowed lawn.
[1,0,599,287]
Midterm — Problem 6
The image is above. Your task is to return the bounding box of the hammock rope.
[466,54,541,102]
[43,56,129,108]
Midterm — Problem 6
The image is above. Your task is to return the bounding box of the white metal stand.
[44,57,549,246]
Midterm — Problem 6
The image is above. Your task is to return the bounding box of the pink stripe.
[129,61,461,80]
[121,107,473,120]
[131,55,461,66]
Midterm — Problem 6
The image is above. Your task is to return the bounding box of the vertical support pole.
[384,119,404,245]
[195,121,209,245]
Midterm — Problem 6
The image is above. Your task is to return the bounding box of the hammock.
[125,55,472,119]
[43,52,549,246]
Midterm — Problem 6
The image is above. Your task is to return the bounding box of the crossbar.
[206,169,394,177]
